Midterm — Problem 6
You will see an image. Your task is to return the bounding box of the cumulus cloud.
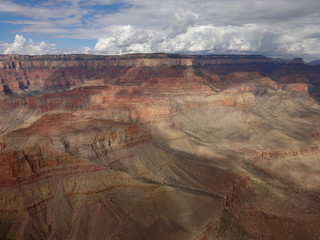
[86,23,320,59]
[89,25,155,54]
[80,0,320,59]
[1,0,320,59]
[1,34,57,55]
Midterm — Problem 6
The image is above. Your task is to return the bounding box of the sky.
[0,0,320,60]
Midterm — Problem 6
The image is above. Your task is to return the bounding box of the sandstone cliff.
[0,54,319,240]
[1,54,318,96]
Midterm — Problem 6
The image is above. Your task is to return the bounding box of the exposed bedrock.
[0,54,320,240]
[0,54,318,96]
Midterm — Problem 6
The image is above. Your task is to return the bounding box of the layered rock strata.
[0,54,320,240]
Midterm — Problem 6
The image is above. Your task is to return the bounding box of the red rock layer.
[1,54,316,96]
[0,112,151,187]
[0,54,319,240]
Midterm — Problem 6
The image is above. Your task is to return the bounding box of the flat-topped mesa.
[1,53,315,96]
[0,54,194,69]
[193,54,273,65]
[0,54,195,95]
[0,54,272,72]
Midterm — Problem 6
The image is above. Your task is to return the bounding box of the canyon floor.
[0,54,320,240]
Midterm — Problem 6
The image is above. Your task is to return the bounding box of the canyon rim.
[0,53,320,240]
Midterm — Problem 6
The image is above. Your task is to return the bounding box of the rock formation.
[0,54,319,240]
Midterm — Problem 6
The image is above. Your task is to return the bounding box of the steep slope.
[0,54,320,240]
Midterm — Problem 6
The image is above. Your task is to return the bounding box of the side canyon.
[0,54,320,240]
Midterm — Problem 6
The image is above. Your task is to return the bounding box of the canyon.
[0,53,320,240]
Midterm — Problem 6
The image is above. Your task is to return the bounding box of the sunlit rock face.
[0,54,320,240]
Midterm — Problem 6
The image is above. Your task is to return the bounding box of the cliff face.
[1,54,317,96]
[0,54,193,95]
[0,54,320,240]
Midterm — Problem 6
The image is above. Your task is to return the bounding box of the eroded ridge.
[0,54,320,240]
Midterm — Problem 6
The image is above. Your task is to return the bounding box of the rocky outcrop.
[0,112,151,188]
[0,53,320,240]
[1,54,319,96]
[284,83,308,92]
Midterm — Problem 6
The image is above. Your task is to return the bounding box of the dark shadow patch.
[3,85,12,95]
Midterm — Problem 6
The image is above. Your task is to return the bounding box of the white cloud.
[0,0,86,20]
[91,25,155,54]
[0,0,320,59]
[79,0,320,59]
[86,23,320,59]
[158,24,265,53]
[1,34,57,55]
